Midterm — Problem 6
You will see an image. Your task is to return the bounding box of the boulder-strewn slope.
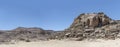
[54,12,120,40]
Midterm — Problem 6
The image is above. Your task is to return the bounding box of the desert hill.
[0,12,120,44]
[54,12,120,41]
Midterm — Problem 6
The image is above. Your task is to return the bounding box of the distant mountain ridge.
[0,27,56,44]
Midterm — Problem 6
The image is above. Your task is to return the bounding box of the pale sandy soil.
[1,39,120,47]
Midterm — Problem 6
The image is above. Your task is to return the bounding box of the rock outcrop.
[69,12,111,31]
[54,12,120,41]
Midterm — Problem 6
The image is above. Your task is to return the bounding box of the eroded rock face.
[54,12,120,41]
[70,12,111,30]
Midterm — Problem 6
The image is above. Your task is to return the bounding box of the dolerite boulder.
[55,12,120,40]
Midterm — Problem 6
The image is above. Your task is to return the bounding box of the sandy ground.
[1,39,120,47]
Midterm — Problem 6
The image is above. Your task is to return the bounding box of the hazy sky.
[0,0,119,31]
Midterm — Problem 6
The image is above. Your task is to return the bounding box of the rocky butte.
[54,12,120,41]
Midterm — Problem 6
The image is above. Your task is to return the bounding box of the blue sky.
[0,0,119,31]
